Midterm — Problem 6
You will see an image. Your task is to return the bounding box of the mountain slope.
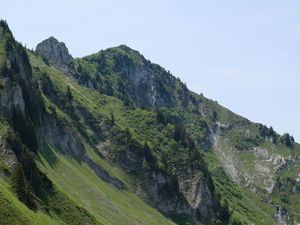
[0,20,300,225]
[68,41,300,224]
[0,21,175,225]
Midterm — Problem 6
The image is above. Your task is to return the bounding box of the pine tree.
[110,111,115,125]
[156,107,165,125]
[0,61,8,77]
[12,107,38,152]
[66,85,73,102]
[143,142,155,165]
[77,62,83,73]
[223,200,230,220]
[174,124,186,143]
[11,164,27,203]
[281,133,293,147]
[11,164,37,210]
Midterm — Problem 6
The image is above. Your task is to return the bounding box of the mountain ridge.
[0,20,300,225]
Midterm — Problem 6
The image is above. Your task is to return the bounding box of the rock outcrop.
[0,22,34,118]
[275,205,288,225]
[99,137,218,225]
[35,37,74,72]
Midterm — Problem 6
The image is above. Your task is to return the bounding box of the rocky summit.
[35,36,74,72]
[0,20,300,225]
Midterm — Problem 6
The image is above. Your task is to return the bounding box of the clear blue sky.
[2,0,300,141]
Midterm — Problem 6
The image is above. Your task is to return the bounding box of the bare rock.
[36,37,74,72]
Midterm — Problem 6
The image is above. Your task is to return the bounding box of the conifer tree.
[66,85,73,102]
[11,163,27,203]
[11,163,37,210]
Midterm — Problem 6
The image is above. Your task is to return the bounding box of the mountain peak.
[116,44,134,52]
[35,36,74,71]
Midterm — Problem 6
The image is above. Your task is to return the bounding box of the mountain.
[0,20,299,225]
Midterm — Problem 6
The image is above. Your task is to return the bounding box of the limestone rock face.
[39,115,125,190]
[36,37,74,72]
[99,138,217,225]
[0,24,32,117]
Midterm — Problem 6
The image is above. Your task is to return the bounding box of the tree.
[98,53,107,71]
[280,133,293,147]
[174,124,186,143]
[0,61,9,77]
[11,164,27,203]
[95,72,101,82]
[143,142,155,166]
[12,107,38,152]
[66,85,73,102]
[186,135,195,150]
[11,163,37,210]
[117,78,126,96]
[219,199,230,221]
[78,70,90,85]
[104,80,114,96]
[125,128,131,144]
[291,136,295,142]
[156,107,165,125]
[212,111,218,121]
[110,111,115,125]
[77,62,83,73]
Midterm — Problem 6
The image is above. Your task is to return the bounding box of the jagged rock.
[0,137,18,170]
[275,205,288,225]
[36,36,74,72]
[0,80,25,116]
[99,136,217,225]
[178,175,215,219]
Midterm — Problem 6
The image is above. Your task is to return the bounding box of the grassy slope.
[0,117,99,225]
[29,53,174,225]
[185,94,300,223]
[204,152,276,225]
[0,178,63,225]
[205,99,300,223]
[37,145,173,225]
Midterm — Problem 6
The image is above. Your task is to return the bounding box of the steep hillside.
[0,20,300,225]
[0,21,175,225]
[70,38,300,224]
